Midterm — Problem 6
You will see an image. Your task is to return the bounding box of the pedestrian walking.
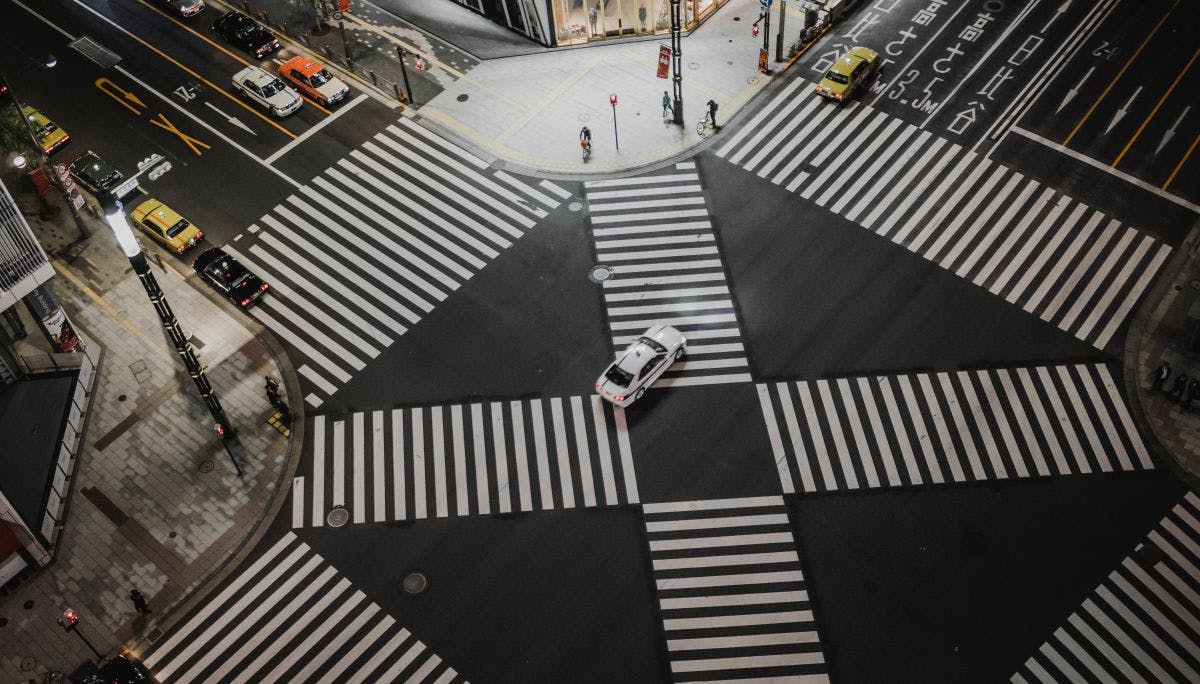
[130,589,150,615]
[1167,373,1188,402]
[264,375,281,407]
[589,4,599,36]
[706,99,720,130]
[1151,360,1171,391]
[662,91,672,119]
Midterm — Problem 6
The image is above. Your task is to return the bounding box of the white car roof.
[236,66,278,88]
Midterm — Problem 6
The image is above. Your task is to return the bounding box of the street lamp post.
[670,0,683,124]
[56,608,102,661]
[394,46,415,105]
[99,194,242,476]
[1,54,92,239]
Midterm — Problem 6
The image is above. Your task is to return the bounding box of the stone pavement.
[238,0,822,175]
[1128,217,1200,489]
[0,186,301,681]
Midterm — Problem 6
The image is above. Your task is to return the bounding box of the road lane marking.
[265,93,367,164]
[149,112,211,155]
[1062,0,1180,146]
[13,0,299,186]
[1156,105,1189,155]
[94,77,147,114]
[203,102,256,135]
[1164,130,1200,191]
[1113,44,1200,167]
[131,0,333,116]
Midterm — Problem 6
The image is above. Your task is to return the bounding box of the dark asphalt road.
[10,0,1200,681]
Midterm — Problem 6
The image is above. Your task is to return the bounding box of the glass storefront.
[552,0,729,46]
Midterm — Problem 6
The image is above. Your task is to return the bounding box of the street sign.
[760,0,772,8]
[69,188,84,209]
[113,176,140,199]
[657,45,671,79]
[54,162,68,182]
[759,48,769,74]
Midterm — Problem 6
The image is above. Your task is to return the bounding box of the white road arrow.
[1056,66,1093,114]
[1105,85,1142,134]
[204,101,256,136]
[1156,105,1190,155]
[1041,0,1071,33]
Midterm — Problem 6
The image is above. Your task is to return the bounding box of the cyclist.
[580,125,592,159]
[706,99,719,130]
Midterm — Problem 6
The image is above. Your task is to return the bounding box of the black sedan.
[211,11,280,58]
[193,247,269,308]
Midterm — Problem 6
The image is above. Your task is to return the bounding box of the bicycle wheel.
[696,120,707,136]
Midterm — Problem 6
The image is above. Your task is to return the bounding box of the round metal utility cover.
[588,265,613,283]
[983,0,1005,10]
[198,460,214,473]
[403,572,429,594]
[20,657,34,672]
[327,506,350,528]
[1190,279,1200,291]
[457,93,469,102]
[568,201,584,212]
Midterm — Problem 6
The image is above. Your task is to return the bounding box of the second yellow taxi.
[130,198,204,254]
[21,106,70,155]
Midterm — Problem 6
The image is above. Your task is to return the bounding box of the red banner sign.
[657,45,671,79]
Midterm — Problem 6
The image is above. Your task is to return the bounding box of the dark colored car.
[81,654,150,683]
[211,11,280,58]
[193,247,269,308]
[69,150,125,196]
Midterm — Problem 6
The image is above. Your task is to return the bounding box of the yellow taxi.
[815,46,879,102]
[130,198,204,254]
[21,106,70,155]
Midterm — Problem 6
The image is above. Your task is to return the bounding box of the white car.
[595,324,687,407]
[232,66,301,117]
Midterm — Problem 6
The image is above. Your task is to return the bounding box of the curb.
[1123,218,1200,492]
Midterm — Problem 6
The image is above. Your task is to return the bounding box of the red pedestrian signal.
[59,608,79,628]
[753,24,759,38]
[215,423,226,438]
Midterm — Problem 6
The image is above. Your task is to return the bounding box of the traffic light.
[752,23,759,38]
[58,608,79,629]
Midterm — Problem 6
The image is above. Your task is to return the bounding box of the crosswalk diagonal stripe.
[718,78,806,161]
[250,304,353,382]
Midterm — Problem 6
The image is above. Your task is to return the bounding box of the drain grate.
[70,36,121,69]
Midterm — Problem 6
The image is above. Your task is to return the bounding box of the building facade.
[449,0,732,47]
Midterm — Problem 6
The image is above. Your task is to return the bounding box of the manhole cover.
[983,0,1005,10]
[19,657,34,672]
[1134,542,1165,566]
[198,460,214,473]
[22,600,33,610]
[589,265,613,283]
[402,572,429,594]
[688,61,699,70]
[1190,279,1200,291]
[568,201,584,212]
[0,617,8,627]
[457,93,469,102]
[118,394,127,402]
[327,506,350,527]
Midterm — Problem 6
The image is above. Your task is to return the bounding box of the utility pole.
[775,0,787,63]
[670,0,683,124]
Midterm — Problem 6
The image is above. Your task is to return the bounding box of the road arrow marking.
[204,101,255,135]
[1105,85,1141,134]
[1057,66,1093,114]
[1156,105,1189,155]
[1041,0,1072,33]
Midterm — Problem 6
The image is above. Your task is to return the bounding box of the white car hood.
[315,77,349,101]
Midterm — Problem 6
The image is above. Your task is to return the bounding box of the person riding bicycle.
[706,99,719,129]
[580,126,592,146]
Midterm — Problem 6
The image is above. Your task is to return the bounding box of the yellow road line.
[1063,0,1179,147]
[1163,130,1199,191]
[1112,44,1200,168]
[133,0,333,116]
[496,56,601,144]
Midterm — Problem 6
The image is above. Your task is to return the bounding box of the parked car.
[130,198,204,254]
[595,324,687,407]
[815,46,879,102]
[21,106,70,156]
[211,10,279,58]
[277,56,350,105]
[157,0,204,17]
[232,66,302,117]
[69,150,130,197]
[193,247,269,308]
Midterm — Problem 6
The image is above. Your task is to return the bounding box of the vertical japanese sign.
[24,285,80,353]
[759,48,769,74]
[657,45,671,79]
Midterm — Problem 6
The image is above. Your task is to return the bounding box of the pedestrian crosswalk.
[1011,491,1200,684]
[225,118,569,408]
[141,532,468,683]
[715,79,1171,351]
[585,161,753,388]
[642,495,829,682]
[757,362,1153,494]
[292,395,639,527]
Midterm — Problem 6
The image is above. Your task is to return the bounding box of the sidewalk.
[0,187,301,681]
[242,0,818,175]
[1128,218,1200,488]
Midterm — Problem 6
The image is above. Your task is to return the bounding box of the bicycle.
[696,114,715,136]
[580,138,592,161]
